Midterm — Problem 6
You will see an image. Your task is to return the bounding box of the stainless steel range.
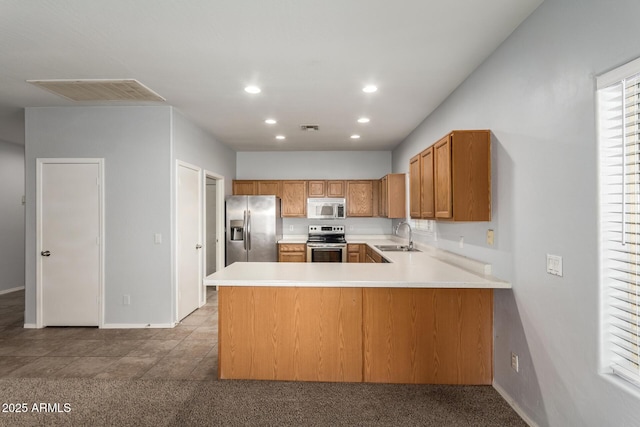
[306,225,347,263]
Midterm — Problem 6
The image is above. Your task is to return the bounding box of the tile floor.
[0,288,218,380]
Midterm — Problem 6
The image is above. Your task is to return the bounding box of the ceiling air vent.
[27,79,165,102]
[300,124,319,132]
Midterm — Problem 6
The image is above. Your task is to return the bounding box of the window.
[598,57,640,387]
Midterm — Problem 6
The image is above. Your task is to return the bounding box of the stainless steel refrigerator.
[225,195,282,265]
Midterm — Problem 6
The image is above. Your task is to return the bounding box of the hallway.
[0,289,218,380]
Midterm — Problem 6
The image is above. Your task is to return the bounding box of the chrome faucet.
[395,221,413,250]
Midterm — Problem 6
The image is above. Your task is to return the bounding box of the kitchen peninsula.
[204,239,510,385]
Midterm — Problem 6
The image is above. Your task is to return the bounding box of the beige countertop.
[205,237,510,289]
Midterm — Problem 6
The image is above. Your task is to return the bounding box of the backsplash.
[283,217,392,236]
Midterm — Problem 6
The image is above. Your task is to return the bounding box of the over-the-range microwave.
[306,198,346,219]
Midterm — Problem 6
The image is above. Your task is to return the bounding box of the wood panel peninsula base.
[218,286,493,384]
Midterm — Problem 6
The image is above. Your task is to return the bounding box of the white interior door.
[177,161,202,321]
[38,160,102,327]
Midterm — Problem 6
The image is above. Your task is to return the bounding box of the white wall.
[237,150,393,235]
[0,140,25,293]
[237,151,391,180]
[25,106,173,325]
[392,0,640,425]
[24,107,237,326]
[172,109,236,196]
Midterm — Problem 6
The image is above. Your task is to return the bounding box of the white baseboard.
[101,323,176,329]
[493,381,539,427]
[23,323,37,329]
[0,286,25,296]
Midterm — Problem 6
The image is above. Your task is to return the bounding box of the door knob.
[41,250,51,257]
[195,244,202,249]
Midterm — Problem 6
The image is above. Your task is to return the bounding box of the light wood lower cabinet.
[278,243,306,262]
[218,286,494,385]
[363,288,493,384]
[347,244,365,263]
[218,286,363,382]
[365,245,382,263]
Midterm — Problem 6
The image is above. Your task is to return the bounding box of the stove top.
[307,225,346,244]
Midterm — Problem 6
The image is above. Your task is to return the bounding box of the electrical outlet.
[123,295,131,306]
[511,352,519,372]
[154,233,162,244]
[459,236,464,248]
[487,229,494,246]
[289,225,294,231]
[546,254,563,277]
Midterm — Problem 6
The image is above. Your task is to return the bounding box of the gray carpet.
[0,378,526,426]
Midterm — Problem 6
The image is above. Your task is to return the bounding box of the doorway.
[203,171,224,299]
[36,158,104,328]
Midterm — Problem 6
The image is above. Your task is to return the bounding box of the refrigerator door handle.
[243,210,248,250]
[247,210,252,251]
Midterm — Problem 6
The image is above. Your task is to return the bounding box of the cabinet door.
[281,181,307,217]
[347,181,373,217]
[278,243,307,262]
[386,174,406,218]
[308,180,326,197]
[420,147,435,218]
[257,180,281,197]
[380,176,388,217]
[327,180,346,198]
[233,180,256,195]
[347,244,361,263]
[434,135,453,219]
[279,252,306,262]
[450,130,491,221]
[409,155,421,219]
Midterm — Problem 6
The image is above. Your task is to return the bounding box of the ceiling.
[0,0,543,151]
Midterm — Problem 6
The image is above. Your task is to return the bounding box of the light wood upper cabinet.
[409,155,421,219]
[410,130,491,221]
[346,180,374,217]
[307,180,345,198]
[257,180,281,197]
[420,147,435,219]
[327,180,346,198]
[379,174,406,218]
[233,180,256,195]
[434,136,453,218]
[281,180,307,217]
[308,180,326,197]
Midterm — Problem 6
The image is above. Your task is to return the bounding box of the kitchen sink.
[375,244,421,252]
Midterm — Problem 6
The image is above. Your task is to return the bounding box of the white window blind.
[598,58,640,387]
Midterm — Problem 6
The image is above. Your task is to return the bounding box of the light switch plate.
[546,254,563,277]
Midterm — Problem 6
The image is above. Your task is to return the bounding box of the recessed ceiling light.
[276,135,286,140]
[350,134,361,139]
[244,86,261,94]
[265,119,277,124]
[357,117,370,124]
[362,85,377,93]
